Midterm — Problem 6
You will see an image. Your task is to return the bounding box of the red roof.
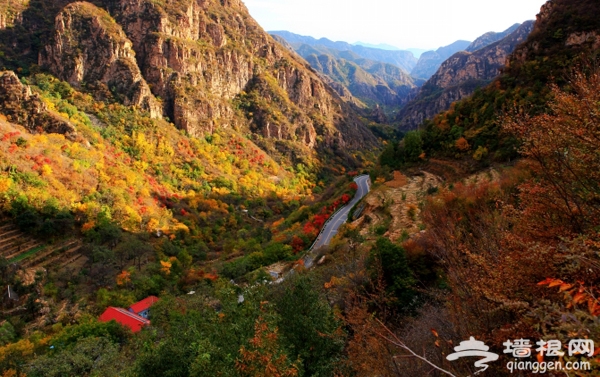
[99,307,150,333]
[129,296,159,314]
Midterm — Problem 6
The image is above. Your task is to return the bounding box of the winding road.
[271,175,371,280]
[311,174,371,250]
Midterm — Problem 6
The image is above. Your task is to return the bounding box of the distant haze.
[243,0,545,50]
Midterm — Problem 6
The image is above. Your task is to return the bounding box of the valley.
[0,0,599,376]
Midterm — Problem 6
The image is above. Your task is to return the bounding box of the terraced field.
[0,223,83,269]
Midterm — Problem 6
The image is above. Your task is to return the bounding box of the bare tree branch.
[374,318,458,377]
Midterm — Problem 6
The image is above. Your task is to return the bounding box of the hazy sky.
[242,0,546,50]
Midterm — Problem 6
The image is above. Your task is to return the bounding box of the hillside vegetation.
[2,0,600,376]
[412,0,600,167]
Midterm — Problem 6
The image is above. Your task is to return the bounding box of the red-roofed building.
[99,307,150,333]
[128,295,159,319]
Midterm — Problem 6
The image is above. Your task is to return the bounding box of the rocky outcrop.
[39,2,162,118]
[508,0,600,68]
[533,0,555,34]
[429,22,533,88]
[397,21,534,130]
[95,0,376,150]
[0,0,28,29]
[565,31,600,49]
[3,0,376,158]
[371,105,388,123]
[0,71,77,138]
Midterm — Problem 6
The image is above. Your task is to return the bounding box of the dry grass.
[357,166,501,243]
[356,171,443,242]
[384,171,408,188]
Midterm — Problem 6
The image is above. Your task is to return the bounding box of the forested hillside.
[359,0,600,375]
[0,1,382,375]
[1,0,599,376]
[411,0,600,166]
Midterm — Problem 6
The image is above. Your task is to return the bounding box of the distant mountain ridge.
[466,23,521,52]
[269,30,417,73]
[271,33,422,110]
[410,40,472,80]
[270,25,536,122]
[397,21,534,130]
[269,30,355,52]
[303,52,419,108]
[353,41,402,51]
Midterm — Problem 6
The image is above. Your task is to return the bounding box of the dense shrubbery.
[379,130,424,168]
[382,68,600,375]
[0,75,363,280]
[0,71,372,376]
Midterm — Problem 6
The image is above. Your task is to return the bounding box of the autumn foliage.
[417,68,600,353]
[236,304,299,377]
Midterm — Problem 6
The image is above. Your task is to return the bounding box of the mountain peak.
[466,22,522,52]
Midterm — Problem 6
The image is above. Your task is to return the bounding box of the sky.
[242,0,547,50]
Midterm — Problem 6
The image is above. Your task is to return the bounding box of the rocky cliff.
[410,40,471,80]
[397,21,534,130]
[39,2,162,118]
[0,71,77,138]
[270,34,359,105]
[2,0,376,158]
[428,22,533,88]
[0,0,28,29]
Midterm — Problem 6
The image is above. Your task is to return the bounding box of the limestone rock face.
[371,105,388,124]
[4,0,375,155]
[39,2,162,118]
[507,0,600,72]
[0,71,77,138]
[428,22,534,89]
[397,21,534,130]
[97,0,375,150]
[565,32,600,49]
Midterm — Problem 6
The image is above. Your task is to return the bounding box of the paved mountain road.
[270,175,371,281]
[309,174,370,253]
